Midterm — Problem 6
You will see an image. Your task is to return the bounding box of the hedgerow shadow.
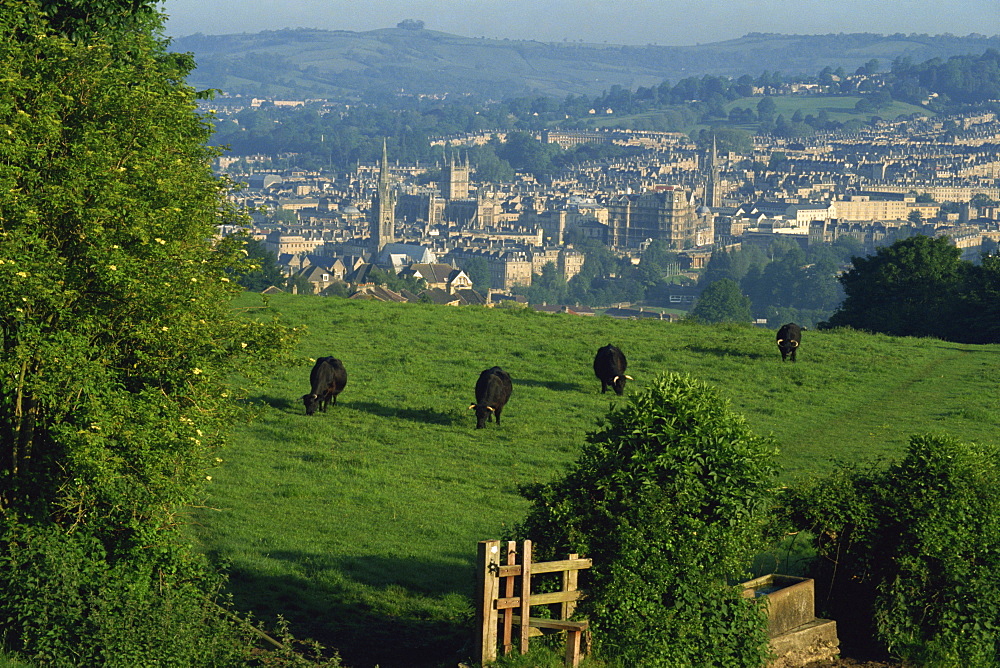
[222,552,474,668]
[345,401,463,425]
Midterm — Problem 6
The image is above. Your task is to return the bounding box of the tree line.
[824,234,1000,343]
[694,237,860,327]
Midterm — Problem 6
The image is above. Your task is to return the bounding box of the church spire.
[372,138,395,254]
[706,134,721,209]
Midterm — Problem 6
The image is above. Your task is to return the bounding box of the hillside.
[172,28,1000,101]
[195,294,1000,667]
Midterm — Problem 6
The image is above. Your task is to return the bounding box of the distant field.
[585,94,932,134]
[193,294,1000,667]
[723,94,934,123]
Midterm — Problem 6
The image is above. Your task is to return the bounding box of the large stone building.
[604,186,698,251]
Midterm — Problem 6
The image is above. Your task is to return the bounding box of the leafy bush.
[780,434,1000,667]
[517,373,778,666]
[0,524,252,667]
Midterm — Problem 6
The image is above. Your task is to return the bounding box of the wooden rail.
[475,539,591,667]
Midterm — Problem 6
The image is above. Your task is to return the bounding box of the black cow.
[594,344,632,395]
[302,356,348,415]
[469,366,513,429]
[776,323,802,362]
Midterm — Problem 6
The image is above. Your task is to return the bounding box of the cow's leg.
[494,406,502,425]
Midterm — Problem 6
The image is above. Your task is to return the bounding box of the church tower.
[444,149,470,200]
[372,139,396,253]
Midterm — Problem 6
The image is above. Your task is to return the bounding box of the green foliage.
[367,266,426,294]
[823,235,985,340]
[0,524,252,667]
[39,0,160,40]
[518,374,777,666]
[457,257,492,292]
[236,236,287,292]
[780,435,1000,666]
[689,279,752,324]
[0,2,297,663]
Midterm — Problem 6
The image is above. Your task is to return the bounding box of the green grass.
[194,293,1000,667]
[586,95,932,134]
[722,95,932,123]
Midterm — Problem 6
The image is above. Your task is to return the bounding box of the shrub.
[517,373,778,666]
[0,524,253,667]
[780,434,1000,667]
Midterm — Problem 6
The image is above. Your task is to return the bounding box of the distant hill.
[172,28,1000,101]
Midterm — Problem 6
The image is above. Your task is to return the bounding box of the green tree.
[458,257,492,293]
[756,96,777,122]
[823,235,966,338]
[0,3,297,663]
[689,279,752,324]
[517,374,777,666]
[236,236,286,291]
[495,131,561,179]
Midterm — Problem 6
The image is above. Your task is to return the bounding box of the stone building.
[605,186,698,251]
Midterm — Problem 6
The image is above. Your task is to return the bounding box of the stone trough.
[741,574,840,667]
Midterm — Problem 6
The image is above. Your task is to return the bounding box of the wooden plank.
[475,540,501,666]
[496,589,584,609]
[511,616,590,632]
[529,558,593,575]
[501,540,516,656]
[519,539,532,654]
[498,557,592,578]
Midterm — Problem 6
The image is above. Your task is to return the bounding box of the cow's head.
[303,393,320,415]
[776,338,799,358]
[611,374,633,396]
[469,403,494,429]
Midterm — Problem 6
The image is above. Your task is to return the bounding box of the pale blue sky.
[160,0,999,45]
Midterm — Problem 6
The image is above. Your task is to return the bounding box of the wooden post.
[502,540,516,655]
[561,553,579,620]
[476,540,501,666]
[519,539,533,654]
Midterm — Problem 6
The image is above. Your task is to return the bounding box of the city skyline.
[160,0,999,46]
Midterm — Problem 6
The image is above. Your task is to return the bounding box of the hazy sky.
[160,0,999,45]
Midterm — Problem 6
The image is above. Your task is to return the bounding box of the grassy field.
[586,94,932,134]
[722,94,932,123]
[192,293,1000,667]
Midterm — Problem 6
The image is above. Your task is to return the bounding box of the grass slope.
[194,294,1000,667]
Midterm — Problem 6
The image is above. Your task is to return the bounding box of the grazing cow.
[776,323,802,362]
[469,366,513,429]
[302,356,348,415]
[593,344,632,395]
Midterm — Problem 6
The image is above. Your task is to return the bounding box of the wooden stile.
[476,539,591,668]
